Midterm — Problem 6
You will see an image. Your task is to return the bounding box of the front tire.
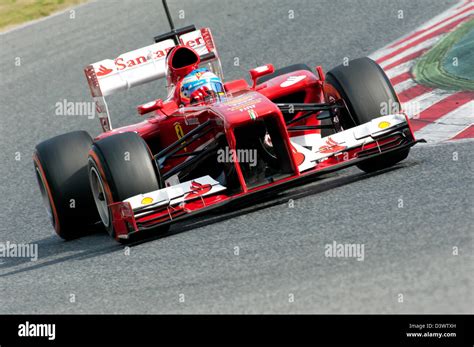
[325,57,410,173]
[88,132,168,239]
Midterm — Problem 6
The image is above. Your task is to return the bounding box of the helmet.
[179,68,225,105]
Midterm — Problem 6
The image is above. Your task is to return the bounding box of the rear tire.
[88,132,168,239]
[33,131,99,240]
[325,57,410,173]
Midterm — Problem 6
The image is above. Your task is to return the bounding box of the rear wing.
[84,25,223,132]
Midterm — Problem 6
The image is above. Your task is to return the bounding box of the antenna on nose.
[162,0,175,30]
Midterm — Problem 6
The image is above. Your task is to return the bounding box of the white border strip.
[373,9,473,62]
[369,0,467,59]
[415,101,474,142]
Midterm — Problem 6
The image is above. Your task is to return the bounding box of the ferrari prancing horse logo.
[174,122,187,151]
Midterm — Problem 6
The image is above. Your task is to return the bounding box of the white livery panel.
[291,114,408,172]
[124,175,226,212]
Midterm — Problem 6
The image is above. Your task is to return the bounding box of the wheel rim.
[89,166,110,228]
[35,166,55,227]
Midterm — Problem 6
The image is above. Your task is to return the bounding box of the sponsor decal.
[318,137,346,154]
[141,197,154,205]
[223,94,262,112]
[94,38,200,78]
[183,36,204,48]
[378,120,391,129]
[200,28,215,51]
[114,52,165,71]
[96,65,113,76]
[185,181,212,200]
[179,30,210,55]
[280,75,306,87]
[184,116,200,126]
[174,122,187,151]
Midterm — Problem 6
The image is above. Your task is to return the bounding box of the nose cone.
[166,45,201,84]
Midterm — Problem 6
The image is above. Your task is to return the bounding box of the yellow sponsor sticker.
[378,121,391,129]
[141,197,154,205]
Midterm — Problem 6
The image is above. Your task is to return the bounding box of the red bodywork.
[87,43,417,240]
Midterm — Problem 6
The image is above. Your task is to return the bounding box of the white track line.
[394,78,418,93]
[410,0,470,32]
[449,123,474,141]
[373,10,473,61]
[415,137,474,147]
[449,123,474,139]
[369,1,468,60]
[415,101,474,142]
[379,36,440,69]
[385,61,414,79]
[403,90,454,118]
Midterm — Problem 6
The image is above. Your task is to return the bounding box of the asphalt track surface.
[0,0,472,313]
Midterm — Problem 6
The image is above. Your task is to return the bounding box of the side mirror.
[137,99,164,115]
[249,64,274,89]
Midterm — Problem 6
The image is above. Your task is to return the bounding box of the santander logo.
[95,37,206,78]
[96,65,113,76]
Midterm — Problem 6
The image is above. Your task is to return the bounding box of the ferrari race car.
[33,12,423,243]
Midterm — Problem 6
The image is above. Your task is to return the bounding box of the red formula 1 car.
[33,8,423,243]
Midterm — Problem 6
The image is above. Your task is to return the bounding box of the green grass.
[0,0,86,31]
[413,19,474,91]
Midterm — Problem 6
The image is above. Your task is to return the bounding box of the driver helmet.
[180,68,225,105]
